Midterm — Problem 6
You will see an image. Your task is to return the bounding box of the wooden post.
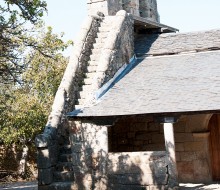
[163,119,179,188]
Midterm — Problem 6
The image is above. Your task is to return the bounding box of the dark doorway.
[209,114,220,181]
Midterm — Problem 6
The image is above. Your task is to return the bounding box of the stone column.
[161,117,179,188]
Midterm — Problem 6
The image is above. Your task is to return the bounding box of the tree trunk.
[18,145,29,177]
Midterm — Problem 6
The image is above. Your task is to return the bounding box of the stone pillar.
[160,117,179,188]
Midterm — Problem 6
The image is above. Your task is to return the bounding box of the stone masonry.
[87,0,159,22]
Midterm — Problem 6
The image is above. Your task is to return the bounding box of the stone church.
[36,0,220,189]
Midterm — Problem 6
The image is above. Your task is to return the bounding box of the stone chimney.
[87,0,160,22]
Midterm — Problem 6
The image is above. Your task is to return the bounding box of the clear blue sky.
[44,0,220,56]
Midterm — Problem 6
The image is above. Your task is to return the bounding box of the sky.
[44,0,220,56]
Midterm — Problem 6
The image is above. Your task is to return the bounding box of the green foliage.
[0,25,73,146]
[0,0,47,84]
[0,90,47,144]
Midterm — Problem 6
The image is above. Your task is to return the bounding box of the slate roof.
[135,29,220,56]
[69,29,220,117]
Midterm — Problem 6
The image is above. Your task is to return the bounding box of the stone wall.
[174,115,212,183]
[69,120,108,189]
[69,119,169,189]
[108,116,165,152]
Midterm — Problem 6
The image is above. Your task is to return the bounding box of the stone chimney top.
[87,0,160,23]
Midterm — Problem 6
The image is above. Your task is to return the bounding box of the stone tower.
[87,0,160,22]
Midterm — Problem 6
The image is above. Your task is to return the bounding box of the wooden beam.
[163,122,179,188]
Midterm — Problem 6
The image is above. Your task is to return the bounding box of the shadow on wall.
[106,151,169,189]
[134,34,159,57]
[69,118,169,189]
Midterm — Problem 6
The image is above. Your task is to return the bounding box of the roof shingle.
[71,50,220,117]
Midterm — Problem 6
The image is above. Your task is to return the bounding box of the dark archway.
[208,114,220,181]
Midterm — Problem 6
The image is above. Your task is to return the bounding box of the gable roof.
[68,29,220,118]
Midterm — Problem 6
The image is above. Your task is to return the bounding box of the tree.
[0,0,47,84]
[0,24,72,178]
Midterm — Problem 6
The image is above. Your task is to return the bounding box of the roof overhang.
[133,15,179,33]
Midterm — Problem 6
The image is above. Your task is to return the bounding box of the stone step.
[76,91,85,100]
[92,42,103,50]
[99,26,111,32]
[56,162,74,172]
[97,32,109,39]
[60,145,71,154]
[58,136,71,146]
[84,78,93,85]
[76,98,85,105]
[85,72,96,79]
[78,90,89,99]
[59,154,73,162]
[95,37,107,44]
[75,105,84,110]
[54,171,75,182]
[88,60,98,66]
[91,48,101,55]
[90,53,101,61]
[82,84,93,92]
[87,65,97,73]
[38,182,77,190]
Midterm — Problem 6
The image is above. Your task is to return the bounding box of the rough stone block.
[174,121,186,133]
[38,167,54,185]
[108,173,168,186]
[177,161,194,175]
[134,123,149,131]
[127,132,135,138]
[136,132,153,140]
[143,144,165,151]
[195,151,207,160]
[178,173,194,183]
[193,159,211,183]
[35,134,52,148]
[72,143,84,153]
[37,145,57,169]
[175,133,194,143]
[70,133,83,143]
[184,141,206,151]
[175,152,181,161]
[134,140,144,146]
[151,134,165,144]
[175,143,185,152]
[180,152,196,161]
[148,122,160,132]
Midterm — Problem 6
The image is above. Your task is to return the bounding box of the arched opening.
[208,114,220,181]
